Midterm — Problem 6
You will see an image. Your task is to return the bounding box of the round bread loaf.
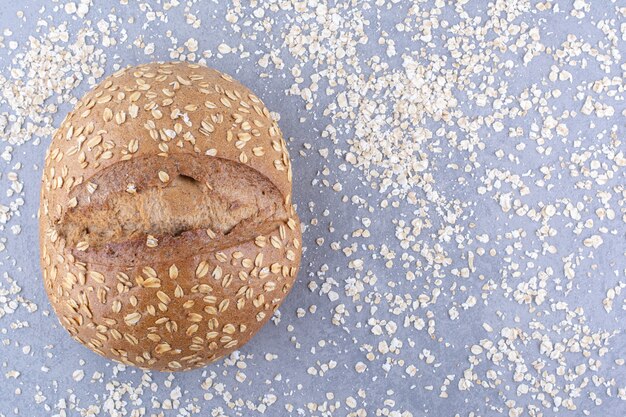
[39,62,301,371]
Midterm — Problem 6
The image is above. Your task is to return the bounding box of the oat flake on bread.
[39,61,302,371]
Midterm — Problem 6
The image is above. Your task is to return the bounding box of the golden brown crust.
[39,62,301,371]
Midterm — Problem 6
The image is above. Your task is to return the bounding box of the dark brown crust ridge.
[57,154,288,266]
[39,62,301,371]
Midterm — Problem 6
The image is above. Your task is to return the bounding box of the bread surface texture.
[39,62,301,371]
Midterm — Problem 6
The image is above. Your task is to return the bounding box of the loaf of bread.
[39,62,301,371]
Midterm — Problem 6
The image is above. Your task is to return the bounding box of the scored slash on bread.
[58,154,289,266]
[39,62,302,371]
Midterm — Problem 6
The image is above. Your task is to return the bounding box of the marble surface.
[0,1,624,416]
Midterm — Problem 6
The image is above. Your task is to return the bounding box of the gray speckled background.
[0,1,624,416]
